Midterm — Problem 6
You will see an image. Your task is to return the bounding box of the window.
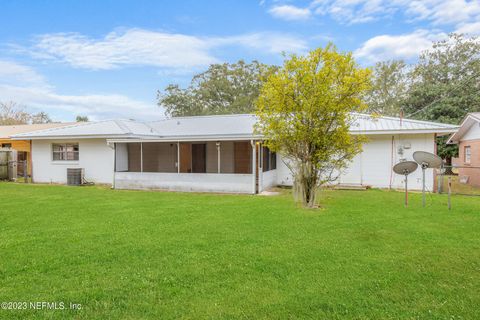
[52,143,79,161]
[271,152,277,170]
[465,146,471,164]
[261,146,277,172]
[263,146,270,171]
[1,143,12,148]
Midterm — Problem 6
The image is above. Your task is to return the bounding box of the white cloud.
[0,84,160,121]
[268,5,311,21]
[0,60,160,121]
[28,28,308,70]
[33,29,217,70]
[312,0,396,24]
[456,21,480,35]
[0,60,48,88]
[216,32,308,54]
[406,0,480,26]
[310,0,480,25]
[312,0,402,24]
[354,30,447,63]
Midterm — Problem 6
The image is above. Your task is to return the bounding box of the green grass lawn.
[0,183,479,319]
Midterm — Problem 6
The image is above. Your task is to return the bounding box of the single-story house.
[448,112,480,187]
[0,123,74,176]
[11,114,458,193]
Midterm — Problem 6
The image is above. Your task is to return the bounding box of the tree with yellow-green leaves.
[256,44,371,208]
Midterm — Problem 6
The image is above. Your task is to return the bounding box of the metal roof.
[11,113,458,140]
[350,113,458,134]
[0,122,76,139]
[148,114,258,138]
[11,119,158,139]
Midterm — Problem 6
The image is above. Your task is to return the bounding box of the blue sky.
[0,0,479,121]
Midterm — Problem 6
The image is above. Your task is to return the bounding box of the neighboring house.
[11,114,457,193]
[447,112,480,187]
[0,123,74,177]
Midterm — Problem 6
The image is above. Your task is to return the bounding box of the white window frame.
[464,146,471,164]
[52,143,79,162]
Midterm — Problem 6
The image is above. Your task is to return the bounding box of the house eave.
[10,134,157,140]
[107,134,262,143]
[351,128,458,135]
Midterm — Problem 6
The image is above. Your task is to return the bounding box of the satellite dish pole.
[393,161,418,207]
[422,162,426,207]
[413,151,443,207]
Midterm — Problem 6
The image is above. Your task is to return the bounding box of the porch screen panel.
[206,142,219,173]
[127,143,141,172]
[192,143,206,173]
[234,142,252,174]
[142,142,177,173]
[220,141,234,173]
[179,143,192,173]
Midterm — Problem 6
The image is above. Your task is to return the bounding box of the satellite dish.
[413,151,442,169]
[393,161,418,176]
[393,161,418,207]
[413,151,443,207]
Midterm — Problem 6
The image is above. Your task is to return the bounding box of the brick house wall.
[457,139,480,187]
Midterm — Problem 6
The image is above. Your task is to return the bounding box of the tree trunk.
[295,162,318,208]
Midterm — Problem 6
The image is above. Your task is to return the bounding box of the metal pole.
[448,176,452,210]
[405,174,408,207]
[422,167,426,207]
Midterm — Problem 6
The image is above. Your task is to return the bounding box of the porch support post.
[140,142,143,173]
[112,142,116,189]
[258,141,263,193]
[251,140,256,194]
[216,142,221,173]
[177,142,180,173]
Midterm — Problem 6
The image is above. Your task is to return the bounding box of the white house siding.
[260,169,277,191]
[276,153,294,186]
[31,138,114,184]
[114,172,253,193]
[277,133,436,191]
[462,121,480,140]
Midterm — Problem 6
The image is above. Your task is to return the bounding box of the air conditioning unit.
[67,168,84,185]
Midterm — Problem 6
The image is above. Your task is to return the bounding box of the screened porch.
[113,141,277,194]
